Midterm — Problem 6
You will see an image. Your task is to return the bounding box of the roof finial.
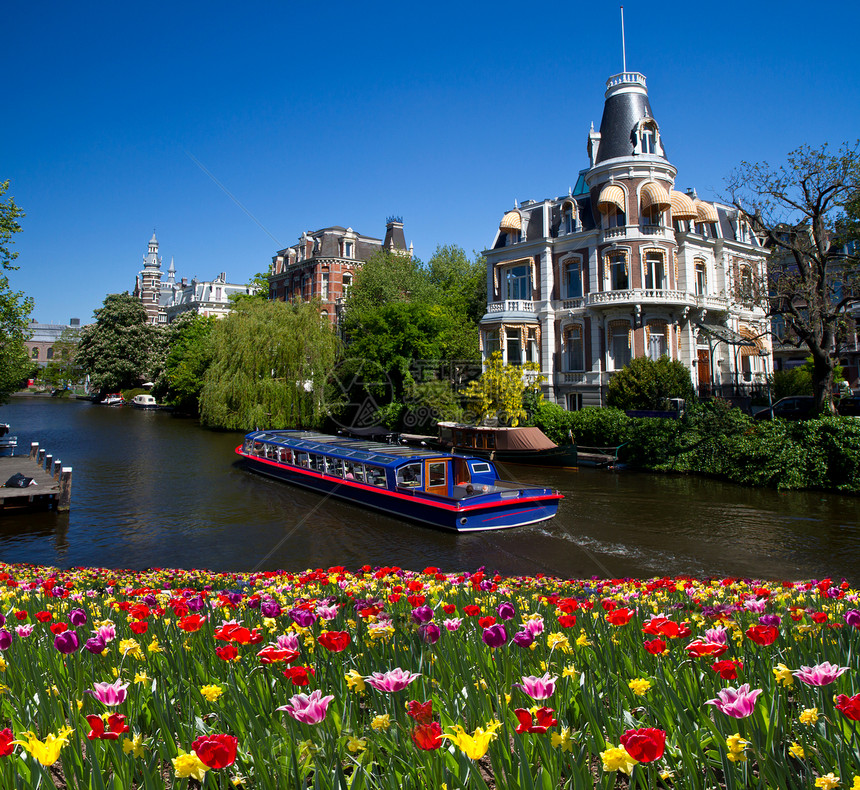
[620,6,627,73]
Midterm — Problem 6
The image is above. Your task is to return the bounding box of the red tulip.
[685,640,728,658]
[558,614,577,628]
[411,722,443,750]
[282,666,315,686]
[620,727,666,762]
[129,620,148,635]
[406,700,433,724]
[86,713,130,741]
[643,638,667,654]
[514,707,558,734]
[192,733,238,769]
[257,646,299,665]
[606,608,633,626]
[745,625,778,645]
[0,728,13,756]
[318,631,350,652]
[711,660,743,680]
[178,614,206,632]
[215,645,239,661]
[835,694,860,721]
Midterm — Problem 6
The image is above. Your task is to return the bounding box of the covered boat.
[236,430,562,532]
[436,422,578,468]
[132,394,158,409]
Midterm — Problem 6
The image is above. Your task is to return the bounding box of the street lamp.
[759,347,773,410]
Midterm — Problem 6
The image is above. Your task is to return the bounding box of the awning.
[670,190,697,220]
[597,184,626,214]
[695,200,720,224]
[696,323,756,347]
[738,326,765,356]
[640,181,671,210]
[499,210,522,232]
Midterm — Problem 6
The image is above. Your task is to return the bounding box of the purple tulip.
[51,586,65,598]
[143,594,158,607]
[411,605,434,624]
[186,595,205,612]
[0,614,5,627]
[69,608,87,627]
[225,592,243,606]
[705,684,762,718]
[261,600,282,618]
[513,630,534,648]
[482,624,507,648]
[289,608,317,628]
[758,614,781,627]
[246,596,261,609]
[845,609,860,629]
[497,601,516,620]
[84,635,107,654]
[54,630,79,654]
[418,623,440,644]
[0,629,12,650]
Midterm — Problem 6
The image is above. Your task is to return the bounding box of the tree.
[0,180,34,403]
[199,300,338,430]
[342,250,432,324]
[426,244,488,326]
[76,293,154,393]
[726,142,860,414]
[152,313,216,415]
[229,271,269,304]
[39,326,83,390]
[460,351,544,426]
[605,356,695,411]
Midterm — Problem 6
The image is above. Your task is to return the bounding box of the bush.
[606,356,695,411]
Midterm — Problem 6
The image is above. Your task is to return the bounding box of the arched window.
[739,265,754,307]
[342,273,353,297]
[46,347,54,360]
[640,123,658,154]
[565,325,584,371]
[646,321,668,360]
[644,251,665,290]
[563,257,583,299]
[608,253,629,291]
[694,260,707,295]
[608,321,631,369]
[31,347,39,359]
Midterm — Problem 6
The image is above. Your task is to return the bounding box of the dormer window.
[641,126,657,154]
[561,203,577,235]
[633,120,662,156]
[343,241,354,259]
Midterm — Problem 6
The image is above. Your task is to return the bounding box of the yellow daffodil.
[445,721,501,760]
[562,664,577,679]
[789,742,805,759]
[628,678,651,696]
[773,662,794,686]
[0,656,6,672]
[172,749,208,781]
[725,733,749,763]
[546,632,571,653]
[147,638,163,653]
[200,684,223,702]
[576,629,591,647]
[13,727,73,766]
[133,671,149,685]
[123,733,145,758]
[345,669,365,693]
[600,744,638,775]
[371,714,391,731]
[851,777,860,790]
[119,638,144,660]
[800,707,819,725]
[551,727,573,752]
[346,735,367,753]
[815,774,840,790]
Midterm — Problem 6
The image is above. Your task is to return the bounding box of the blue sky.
[4,1,859,323]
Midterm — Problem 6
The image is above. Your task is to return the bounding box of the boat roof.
[246,430,467,469]
[437,422,558,451]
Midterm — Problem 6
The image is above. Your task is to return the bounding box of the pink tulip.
[364,668,421,693]
[524,617,544,637]
[793,661,850,686]
[96,623,116,643]
[443,618,462,631]
[705,684,762,718]
[276,633,300,652]
[89,678,129,706]
[704,626,727,645]
[514,672,557,700]
[277,690,334,724]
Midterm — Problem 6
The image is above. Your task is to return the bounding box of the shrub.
[606,356,695,411]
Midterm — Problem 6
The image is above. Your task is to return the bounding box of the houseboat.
[132,394,158,410]
[236,430,563,532]
[436,422,579,468]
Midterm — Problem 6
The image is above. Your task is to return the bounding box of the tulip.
[406,700,433,724]
[411,722,443,750]
[410,605,434,624]
[793,661,849,686]
[277,690,334,724]
[745,625,778,645]
[443,618,462,632]
[88,678,129,706]
[497,601,516,620]
[54,630,79,655]
[482,624,507,648]
[276,633,300,652]
[514,707,557,734]
[192,734,238,769]
[0,728,13,756]
[317,631,350,652]
[512,630,534,648]
[14,625,33,638]
[514,672,557,700]
[69,608,87,626]
[418,623,440,644]
[0,630,11,650]
[835,693,860,721]
[619,728,666,762]
[705,684,762,718]
[84,635,106,654]
[85,713,129,740]
[260,600,282,618]
[365,668,421,693]
[445,721,501,760]
[12,727,72,766]
[288,608,316,628]
[844,609,860,629]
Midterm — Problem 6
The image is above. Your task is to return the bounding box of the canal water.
[0,397,858,583]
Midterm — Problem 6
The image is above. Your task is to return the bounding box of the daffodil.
[345,669,365,693]
[346,735,367,753]
[445,721,501,759]
[725,733,749,762]
[628,678,651,696]
[371,714,391,731]
[815,773,840,790]
[123,733,145,758]
[773,662,794,686]
[789,742,805,759]
[172,749,208,781]
[600,744,637,774]
[551,726,573,752]
[800,707,819,725]
[200,684,224,702]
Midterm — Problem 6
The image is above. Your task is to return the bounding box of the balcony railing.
[587,289,695,307]
[485,300,536,314]
[695,294,730,311]
[557,371,611,386]
[640,224,673,238]
[602,226,627,240]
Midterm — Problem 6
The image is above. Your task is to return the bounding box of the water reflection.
[0,397,858,582]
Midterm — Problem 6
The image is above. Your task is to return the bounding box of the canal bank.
[0,397,858,582]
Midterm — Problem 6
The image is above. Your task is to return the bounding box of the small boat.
[0,424,16,457]
[132,394,158,410]
[236,430,563,532]
[436,422,578,468]
[100,393,124,406]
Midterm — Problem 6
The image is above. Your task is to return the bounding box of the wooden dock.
[0,443,72,512]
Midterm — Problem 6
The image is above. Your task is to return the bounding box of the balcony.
[695,294,730,311]
[640,224,673,239]
[587,289,695,309]
[557,371,611,386]
[485,300,536,314]
[602,226,628,240]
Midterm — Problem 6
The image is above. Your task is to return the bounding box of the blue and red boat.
[236,430,563,532]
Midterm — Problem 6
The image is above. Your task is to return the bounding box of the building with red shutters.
[481,71,771,409]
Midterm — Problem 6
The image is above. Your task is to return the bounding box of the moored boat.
[100,393,124,406]
[0,424,16,457]
[236,430,563,532]
[132,394,158,410]
[436,422,578,468]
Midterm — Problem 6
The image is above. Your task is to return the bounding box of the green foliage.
[153,313,216,415]
[229,271,269,304]
[0,180,33,404]
[770,358,845,401]
[606,356,695,411]
[343,250,432,321]
[76,293,154,393]
[425,244,487,326]
[461,351,544,426]
[199,300,338,430]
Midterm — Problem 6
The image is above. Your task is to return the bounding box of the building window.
[485,329,500,356]
[215,287,222,301]
[321,311,328,323]
[342,273,352,297]
[506,329,522,365]
[565,325,584,371]
[608,322,631,369]
[641,204,662,228]
[563,258,583,299]
[739,266,754,308]
[641,124,657,154]
[46,348,54,360]
[695,260,707,295]
[647,322,668,360]
[644,251,665,290]
[525,327,538,363]
[567,392,583,411]
[609,253,629,291]
[503,264,532,301]
[562,204,576,234]
[344,241,354,259]
[321,272,329,300]
[604,206,626,229]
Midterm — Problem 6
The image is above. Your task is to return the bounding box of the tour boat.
[100,393,124,406]
[132,394,158,410]
[435,422,579,468]
[236,430,563,532]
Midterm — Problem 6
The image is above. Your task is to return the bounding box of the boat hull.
[447,445,578,469]
[237,450,561,532]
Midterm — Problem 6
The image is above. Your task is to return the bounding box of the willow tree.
[199,299,338,430]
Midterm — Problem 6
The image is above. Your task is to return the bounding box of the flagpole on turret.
[620,6,627,72]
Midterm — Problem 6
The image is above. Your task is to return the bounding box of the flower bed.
[0,562,857,788]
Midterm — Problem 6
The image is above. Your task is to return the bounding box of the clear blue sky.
[4,0,859,324]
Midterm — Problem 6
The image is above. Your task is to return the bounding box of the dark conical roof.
[595,73,666,164]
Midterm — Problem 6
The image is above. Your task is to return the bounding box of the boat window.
[365,465,387,487]
[470,463,491,474]
[396,463,422,488]
[294,451,310,468]
[326,458,344,477]
[486,434,495,448]
[475,433,484,449]
[243,439,253,453]
[278,448,292,464]
[428,462,447,488]
[344,460,364,481]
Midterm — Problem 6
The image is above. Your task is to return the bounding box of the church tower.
[133,231,164,324]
